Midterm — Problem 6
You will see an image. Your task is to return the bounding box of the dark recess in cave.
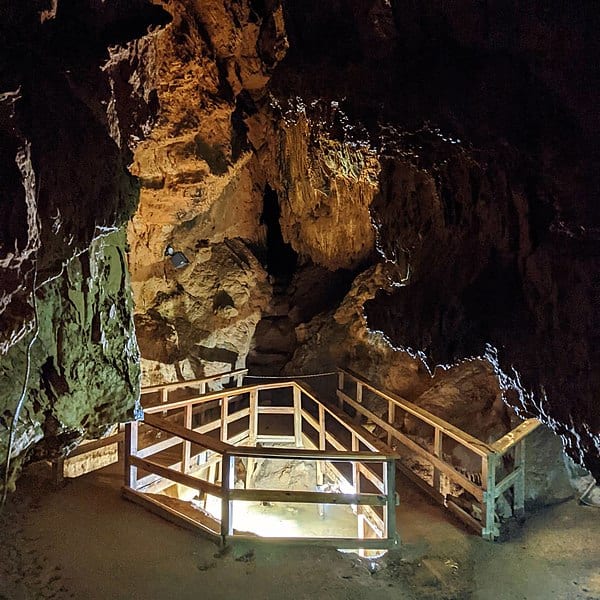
[259,185,298,282]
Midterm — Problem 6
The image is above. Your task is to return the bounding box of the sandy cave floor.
[0,461,599,600]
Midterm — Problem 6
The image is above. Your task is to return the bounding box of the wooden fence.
[336,368,540,539]
[52,369,247,485]
[123,379,400,550]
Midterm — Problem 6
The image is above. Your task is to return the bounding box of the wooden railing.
[123,380,400,550]
[52,369,247,485]
[336,368,541,539]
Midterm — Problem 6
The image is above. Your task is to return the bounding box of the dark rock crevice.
[274,0,600,477]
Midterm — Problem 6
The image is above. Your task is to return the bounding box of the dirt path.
[0,462,598,600]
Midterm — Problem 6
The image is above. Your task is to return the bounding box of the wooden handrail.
[125,376,402,549]
[129,456,222,497]
[229,488,387,506]
[123,366,541,544]
[66,432,123,458]
[143,381,295,414]
[492,419,540,455]
[339,368,495,457]
[143,413,233,454]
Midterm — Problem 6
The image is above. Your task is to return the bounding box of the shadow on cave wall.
[274,0,600,476]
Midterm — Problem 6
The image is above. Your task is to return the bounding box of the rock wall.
[273,0,600,479]
[127,0,598,481]
[127,0,287,385]
[0,0,170,491]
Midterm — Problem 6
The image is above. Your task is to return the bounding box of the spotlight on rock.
[165,244,190,269]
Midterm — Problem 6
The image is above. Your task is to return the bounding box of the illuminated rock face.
[127,0,288,385]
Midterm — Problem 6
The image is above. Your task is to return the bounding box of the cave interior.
[0,0,599,598]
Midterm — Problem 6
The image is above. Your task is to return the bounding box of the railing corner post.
[220,453,234,542]
[514,439,526,518]
[124,421,139,489]
[384,458,398,546]
[482,452,497,540]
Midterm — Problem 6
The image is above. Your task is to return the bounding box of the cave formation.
[0,0,599,594]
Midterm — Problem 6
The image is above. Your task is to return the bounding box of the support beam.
[318,404,326,451]
[182,404,192,473]
[124,421,138,489]
[220,454,234,541]
[482,454,498,540]
[384,459,399,546]
[293,386,303,447]
[433,428,442,494]
[220,396,229,443]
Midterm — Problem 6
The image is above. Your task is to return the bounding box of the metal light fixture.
[165,244,190,269]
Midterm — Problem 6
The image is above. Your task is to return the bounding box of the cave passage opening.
[260,185,298,282]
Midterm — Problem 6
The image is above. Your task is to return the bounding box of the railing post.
[52,457,65,488]
[482,453,497,540]
[356,381,363,405]
[249,389,258,441]
[433,428,442,494]
[181,404,192,473]
[245,390,258,489]
[220,453,234,542]
[220,395,229,443]
[293,386,302,447]
[337,370,345,408]
[236,373,244,388]
[358,512,366,558]
[318,404,326,450]
[514,440,526,517]
[384,458,398,546]
[160,388,168,417]
[352,433,360,496]
[124,421,138,489]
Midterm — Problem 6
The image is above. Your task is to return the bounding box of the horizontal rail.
[130,456,222,497]
[66,432,123,458]
[143,381,297,414]
[141,369,248,394]
[229,534,397,550]
[257,406,295,415]
[143,414,232,454]
[492,419,540,455]
[336,390,483,500]
[296,381,388,454]
[301,409,320,432]
[144,391,246,414]
[229,488,387,506]
[340,368,494,457]
[137,434,181,459]
[230,445,393,462]
[357,463,385,493]
[494,466,523,497]
[226,407,250,423]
